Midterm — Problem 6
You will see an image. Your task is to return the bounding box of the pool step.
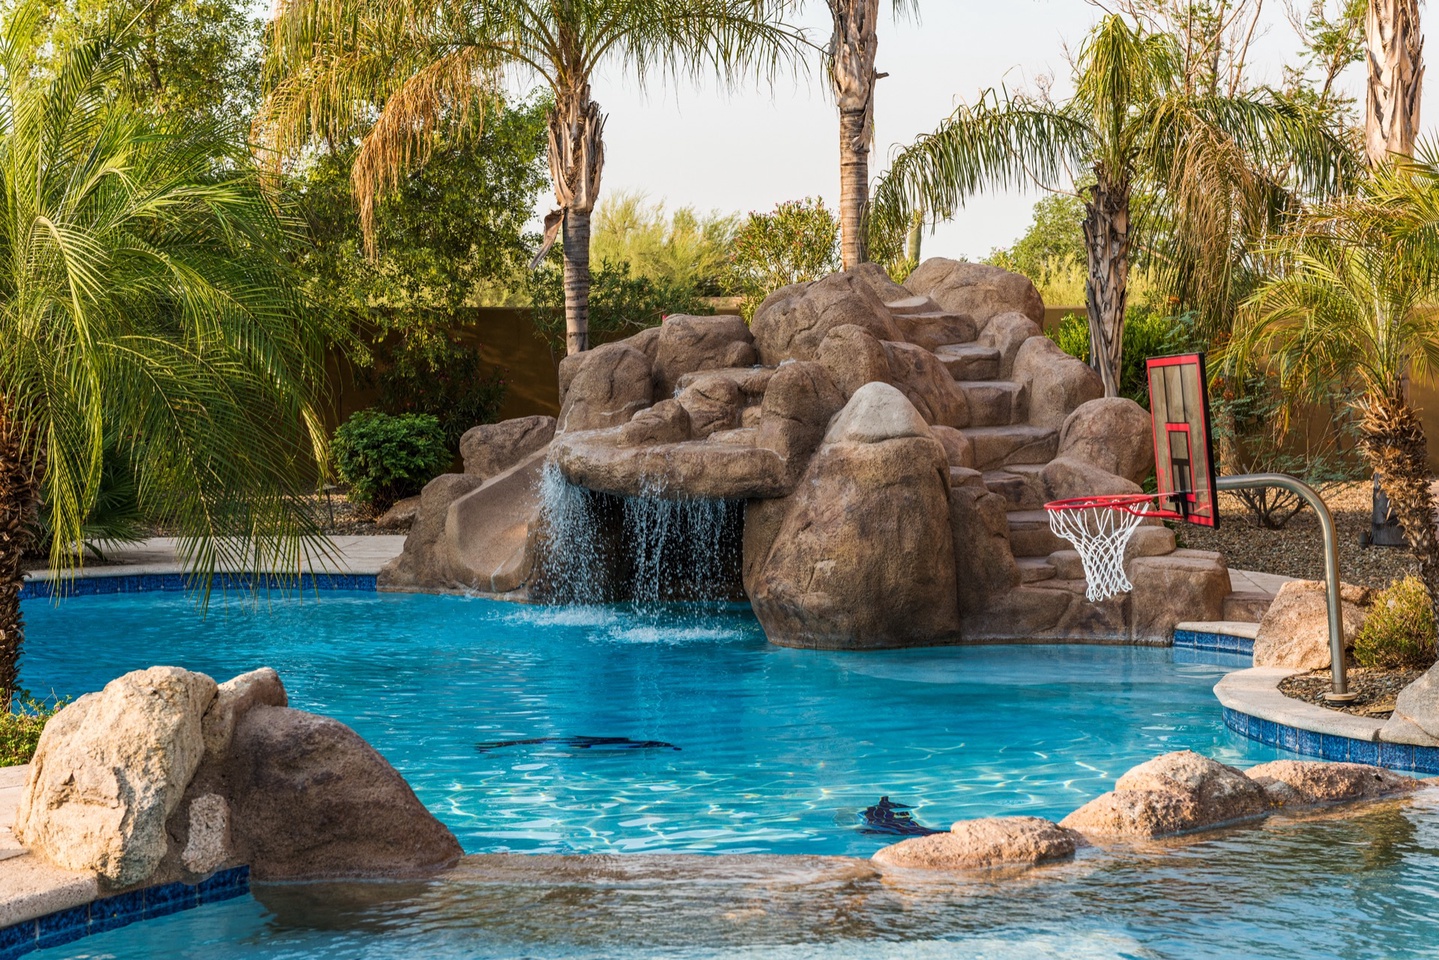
[934,343,1001,381]
[958,380,1027,427]
[966,425,1060,471]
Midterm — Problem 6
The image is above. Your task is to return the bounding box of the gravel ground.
[1180,481,1422,589]
[1278,667,1426,720]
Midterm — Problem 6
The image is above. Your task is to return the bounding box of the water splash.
[535,462,614,605]
[624,480,743,606]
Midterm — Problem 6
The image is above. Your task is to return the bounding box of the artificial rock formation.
[383,258,1235,650]
[1252,580,1373,671]
[1380,663,1439,746]
[16,666,460,890]
[871,816,1081,871]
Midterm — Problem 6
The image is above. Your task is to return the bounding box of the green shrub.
[332,410,450,514]
[374,338,506,448]
[1353,576,1439,670]
[1047,307,1197,406]
[0,700,63,767]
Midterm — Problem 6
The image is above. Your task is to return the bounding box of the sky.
[566,0,1439,261]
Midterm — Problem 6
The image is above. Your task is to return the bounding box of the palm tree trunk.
[0,397,39,711]
[830,0,880,271]
[1365,0,1424,166]
[905,207,924,264]
[547,82,606,356]
[1359,390,1439,626]
[1082,171,1131,398]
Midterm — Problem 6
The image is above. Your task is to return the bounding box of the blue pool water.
[21,590,1275,857]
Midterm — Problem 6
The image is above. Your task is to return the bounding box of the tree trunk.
[1082,172,1131,398]
[547,83,606,356]
[0,397,39,711]
[1359,389,1439,628]
[1366,0,1424,165]
[905,208,924,264]
[829,0,880,270]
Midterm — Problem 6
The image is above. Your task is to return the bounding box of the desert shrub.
[373,338,506,447]
[1353,576,1439,669]
[0,700,63,766]
[729,197,840,317]
[332,410,450,514]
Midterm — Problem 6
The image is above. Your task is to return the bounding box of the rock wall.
[382,258,1233,649]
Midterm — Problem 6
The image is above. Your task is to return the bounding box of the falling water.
[535,463,615,605]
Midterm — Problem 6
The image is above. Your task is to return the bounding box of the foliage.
[730,198,841,316]
[529,255,705,353]
[332,411,450,514]
[1280,0,1366,128]
[592,192,739,298]
[0,5,329,583]
[1353,576,1439,669]
[985,194,1087,282]
[0,699,64,767]
[1048,307,1197,404]
[370,338,507,448]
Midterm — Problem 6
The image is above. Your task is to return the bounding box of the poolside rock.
[1040,456,1142,502]
[557,342,653,433]
[178,794,233,875]
[750,271,904,365]
[1058,398,1155,485]
[1061,751,1270,840]
[675,376,744,439]
[200,668,288,760]
[755,360,846,467]
[15,667,218,888]
[1011,337,1105,430]
[881,340,970,428]
[978,312,1042,378]
[374,495,421,531]
[460,416,556,479]
[1128,551,1230,642]
[815,323,891,399]
[1380,664,1439,746]
[904,259,1045,328]
[653,315,756,397]
[1252,579,1372,671]
[376,473,487,591]
[225,706,462,881]
[872,816,1080,870]
[950,485,1022,614]
[1245,760,1420,806]
[749,384,961,649]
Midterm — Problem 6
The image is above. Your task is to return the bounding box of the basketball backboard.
[1146,353,1219,528]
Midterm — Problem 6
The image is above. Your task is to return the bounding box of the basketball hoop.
[1044,494,1179,602]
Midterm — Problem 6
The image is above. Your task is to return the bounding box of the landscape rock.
[374,495,421,531]
[755,360,846,466]
[200,668,287,760]
[1040,456,1143,502]
[460,416,556,479]
[1057,398,1154,484]
[872,816,1079,870]
[750,272,904,365]
[675,376,744,438]
[978,312,1042,378]
[652,315,756,397]
[1252,579,1371,671]
[618,399,692,446]
[815,323,891,399]
[178,794,233,875]
[16,667,218,887]
[1061,751,1269,839]
[1128,550,1230,642]
[226,706,463,881]
[553,430,789,501]
[822,379,931,443]
[749,384,961,648]
[1011,337,1104,429]
[1380,663,1439,746]
[881,340,970,428]
[950,485,1022,614]
[931,425,975,469]
[557,343,653,433]
[904,259,1045,328]
[1245,760,1420,806]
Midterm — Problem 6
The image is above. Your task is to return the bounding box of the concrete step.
[934,343,1001,381]
[1007,509,1069,557]
[1016,557,1057,583]
[966,425,1060,471]
[983,469,1046,510]
[958,380,1027,427]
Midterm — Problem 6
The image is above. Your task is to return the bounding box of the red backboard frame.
[1146,353,1219,529]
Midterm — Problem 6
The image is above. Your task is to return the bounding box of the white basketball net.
[1046,501,1151,602]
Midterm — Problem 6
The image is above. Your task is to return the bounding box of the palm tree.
[261,0,803,357]
[1232,162,1439,621]
[0,7,330,707]
[822,0,915,269]
[870,14,1352,396]
[1365,0,1424,166]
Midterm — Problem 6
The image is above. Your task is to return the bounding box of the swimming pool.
[20,590,1277,858]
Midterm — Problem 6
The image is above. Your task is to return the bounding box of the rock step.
[957,380,1027,427]
[965,425,1060,471]
[934,343,1001,381]
[983,468,1046,510]
[1007,510,1068,558]
[1016,557,1057,583]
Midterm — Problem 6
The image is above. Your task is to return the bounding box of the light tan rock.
[557,342,654,433]
[1252,579,1371,671]
[1059,788,1202,840]
[904,259,1045,328]
[200,667,287,760]
[1011,337,1105,430]
[179,794,232,875]
[1062,751,1269,840]
[823,382,931,444]
[1040,456,1143,502]
[815,323,891,399]
[1380,664,1439,746]
[618,399,692,446]
[950,485,1022,614]
[881,340,970,428]
[750,271,904,365]
[15,667,218,888]
[552,430,789,501]
[931,425,975,469]
[1057,398,1154,484]
[1245,760,1420,806]
[978,312,1042,378]
[652,315,756,397]
[460,416,556,479]
[872,816,1079,870]
[1129,550,1230,642]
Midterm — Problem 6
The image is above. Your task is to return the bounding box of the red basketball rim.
[1043,492,1184,520]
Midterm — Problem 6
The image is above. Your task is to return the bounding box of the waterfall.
[535,463,614,605]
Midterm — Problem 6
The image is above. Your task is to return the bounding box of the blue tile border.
[1174,629,1255,657]
[19,572,377,602]
[1223,706,1439,774]
[0,866,249,959]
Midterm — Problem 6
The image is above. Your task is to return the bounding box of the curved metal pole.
[1215,474,1352,700]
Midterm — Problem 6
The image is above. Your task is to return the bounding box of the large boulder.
[1057,398,1155,484]
[1011,337,1104,429]
[225,706,462,881]
[978,312,1042,378]
[872,816,1080,870]
[652,315,756,397]
[1380,664,1439,746]
[755,360,847,469]
[904,259,1045,328]
[748,383,961,649]
[557,342,654,433]
[15,668,218,887]
[1040,457,1142,502]
[881,341,970,428]
[750,271,904,365]
[1128,550,1230,642]
[1252,580,1372,671]
[1060,751,1270,840]
[950,485,1022,614]
[1245,760,1419,806]
[461,416,556,479]
[675,376,744,439]
[815,324,891,399]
